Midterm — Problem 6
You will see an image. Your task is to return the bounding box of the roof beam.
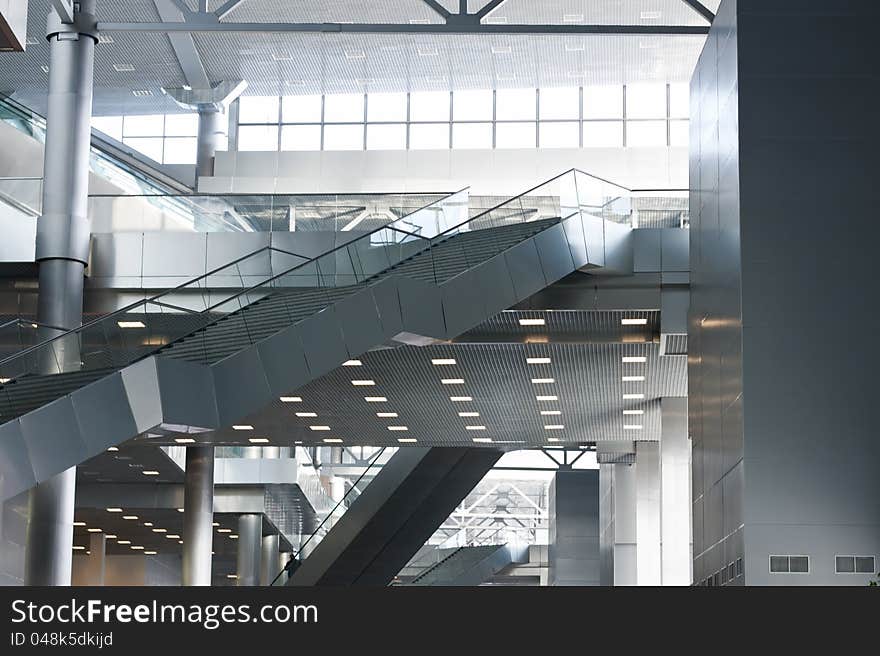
[153,0,211,90]
[474,0,509,21]
[681,0,715,24]
[420,0,451,20]
[214,0,247,21]
[98,22,710,35]
[49,0,74,23]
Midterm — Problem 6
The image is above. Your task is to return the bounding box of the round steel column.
[236,514,262,586]
[260,534,280,585]
[196,107,223,179]
[24,468,76,585]
[182,447,215,586]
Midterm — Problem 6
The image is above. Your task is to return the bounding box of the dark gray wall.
[690,0,880,586]
[548,469,600,586]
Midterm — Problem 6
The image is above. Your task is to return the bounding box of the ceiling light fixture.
[519,318,545,326]
[280,396,302,403]
[465,425,486,431]
[387,426,408,431]
[526,357,551,364]
[458,412,479,417]
[621,318,648,326]
[623,410,645,416]
[232,425,253,431]
[142,470,159,476]
[376,412,398,418]
[622,356,647,363]
[117,320,145,328]
[351,380,375,386]
[87,528,102,533]
[248,437,270,444]
[295,412,317,418]
[472,437,493,443]
[450,396,473,402]
[622,376,646,382]
[623,394,645,400]
[365,396,388,402]
[624,425,644,430]
[536,395,558,402]
[73,521,86,527]
[117,540,131,545]
[107,447,119,452]
[152,528,167,533]
[106,508,123,513]
[175,438,196,444]
[343,360,362,366]
[122,515,138,520]
[547,437,562,443]
[323,438,343,444]
[544,425,564,430]
[531,378,555,384]
[441,379,465,385]
[397,438,418,443]
[309,426,331,431]
[541,410,562,416]
[431,358,456,365]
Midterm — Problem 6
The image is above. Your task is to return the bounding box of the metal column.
[24,0,98,587]
[196,107,223,178]
[660,398,692,586]
[260,534,280,586]
[182,447,215,586]
[236,514,262,586]
[635,441,662,585]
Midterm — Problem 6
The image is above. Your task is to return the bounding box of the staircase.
[0,170,631,502]
[407,544,528,586]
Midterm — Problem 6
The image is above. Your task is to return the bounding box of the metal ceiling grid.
[76,446,184,484]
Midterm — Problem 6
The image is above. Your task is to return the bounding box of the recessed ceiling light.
[519,318,545,326]
[176,508,184,513]
[73,545,86,550]
[142,470,159,476]
[117,540,131,545]
[547,437,562,443]
[343,360,362,366]
[621,318,648,326]
[465,425,486,431]
[143,522,153,527]
[309,425,331,431]
[112,63,136,72]
[295,412,317,417]
[563,13,584,22]
[249,437,270,444]
[541,410,562,416]
[105,535,117,539]
[397,438,418,443]
[622,376,646,382]
[472,437,493,443]
[622,356,647,363]
[107,447,119,452]
[130,545,144,550]
[229,534,239,539]
[491,45,512,54]
[0,378,9,384]
[531,378,555,384]
[640,10,662,20]
[624,425,644,430]
[117,320,145,328]
[387,426,408,431]
[152,528,166,533]
[431,358,456,365]
[144,551,157,555]
[227,574,239,579]
[536,395,558,402]
[441,379,465,386]
[623,394,645,400]
[212,522,219,527]
[73,521,86,527]
[344,49,366,59]
[526,357,551,364]
[166,534,180,539]
[323,438,343,443]
[232,425,253,431]
[623,410,645,416]
[217,528,231,533]
[178,540,183,544]
[458,412,479,417]
[87,528,102,533]
[365,396,387,402]
[417,46,439,57]
[106,508,123,513]
[376,412,398,418]
[122,515,138,520]
[280,397,302,403]
[450,396,473,402]
[351,380,375,386]
[175,438,196,444]
[544,425,564,430]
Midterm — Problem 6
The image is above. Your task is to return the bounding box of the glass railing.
[630,190,690,229]
[0,177,42,217]
[0,169,632,388]
[86,191,451,233]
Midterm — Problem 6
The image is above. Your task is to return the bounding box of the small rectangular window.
[789,556,809,573]
[836,556,855,573]
[856,556,876,574]
[583,121,623,148]
[366,124,406,150]
[583,85,623,119]
[452,122,492,149]
[626,120,667,147]
[367,93,407,122]
[626,83,667,119]
[453,90,493,121]
[164,113,199,137]
[324,94,364,123]
[123,137,163,162]
[410,91,449,122]
[670,120,689,147]
[91,116,123,141]
[736,558,743,577]
[323,124,364,150]
[238,125,278,151]
[162,137,196,164]
[282,95,322,123]
[496,88,536,121]
[727,563,736,581]
[539,121,579,148]
[409,123,449,149]
[280,125,321,151]
[123,114,164,137]
[496,122,536,148]
[539,87,580,120]
[239,96,279,124]
[769,556,789,573]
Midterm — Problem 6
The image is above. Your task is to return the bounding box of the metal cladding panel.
[533,222,576,285]
[296,306,350,378]
[440,269,489,339]
[255,324,311,396]
[661,228,690,272]
[397,276,446,340]
[504,238,547,300]
[370,278,404,339]
[119,357,164,434]
[582,213,607,267]
[0,419,35,500]
[471,253,518,318]
[560,213,589,269]
[155,356,219,430]
[602,221,635,275]
[335,287,385,357]
[141,232,207,282]
[211,348,274,427]
[633,229,663,272]
[70,371,139,453]
[18,396,88,482]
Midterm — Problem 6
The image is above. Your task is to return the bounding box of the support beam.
[421,0,451,20]
[49,0,73,24]
[214,0,246,21]
[98,22,710,35]
[260,534,279,586]
[153,0,211,90]
[681,0,715,24]
[236,514,262,586]
[474,0,508,21]
[182,447,214,586]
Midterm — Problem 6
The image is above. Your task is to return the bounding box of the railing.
[0,177,42,217]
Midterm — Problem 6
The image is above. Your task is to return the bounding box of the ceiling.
[3,0,719,115]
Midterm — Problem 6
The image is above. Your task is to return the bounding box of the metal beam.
[681,0,715,24]
[49,0,74,24]
[474,0,508,21]
[153,0,211,90]
[98,22,710,35]
[421,0,451,20]
[215,0,246,20]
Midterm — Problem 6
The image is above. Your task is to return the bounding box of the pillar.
[547,469,600,586]
[260,534,280,586]
[660,398,691,585]
[182,447,214,586]
[635,441,661,586]
[24,0,97,587]
[612,463,637,586]
[236,514,261,586]
[85,533,106,586]
[196,107,223,178]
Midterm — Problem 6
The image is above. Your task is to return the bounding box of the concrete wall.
[690,0,880,586]
[548,469,600,586]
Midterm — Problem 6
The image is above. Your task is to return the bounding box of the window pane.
[164,113,198,137]
[367,93,407,122]
[282,95,322,123]
[409,123,449,149]
[669,83,689,118]
[836,556,855,573]
[496,122,535,148]
[496,88,536,120]
[789,556,809,573]
[323,124,363,150]
[583,85,623,119]
[162,137,197,164]
[769,556,788,573]
[670,120,689,147]
[123,137,163,162]
[453,90,492,121]
[91,116,123,140]
[540,87,580,120]
[238,125,279,151]
[123,114,164,137]
[410,91,449,122]
[855,556,875,574]
[366,123,406,150]
[627,83,667,119]
[627,120,667,147]
[583,121,623,147]
[539,121,579,148]
[452,122,492,149]
[324,93,364,122]
[239,96,279,123]
[281,125,321,151]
